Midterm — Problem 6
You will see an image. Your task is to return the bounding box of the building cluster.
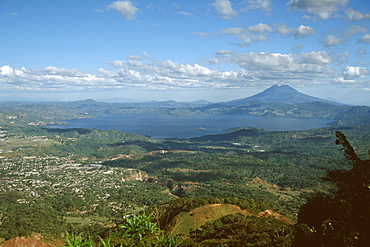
[0,154,148,214]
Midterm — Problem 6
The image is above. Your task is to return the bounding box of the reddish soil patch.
[258,209,292,224]
[0,237,54,247]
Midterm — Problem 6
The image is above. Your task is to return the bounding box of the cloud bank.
[1,49,368,93]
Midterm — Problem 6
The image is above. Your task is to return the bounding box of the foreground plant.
[62,232,93,247]
[62,211,182,247]
[118,212,181,246]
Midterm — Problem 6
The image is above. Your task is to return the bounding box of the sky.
[0,0,370,105]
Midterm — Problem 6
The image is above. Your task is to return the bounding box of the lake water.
[48,114,333,139]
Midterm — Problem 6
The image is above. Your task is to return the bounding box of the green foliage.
[150,197,276,231]
[61,211,182,247]
[118,212,164,246]
[62,232,93,247]
[97,234,119,247]
[189,214,293,247]
[0,125,149,159]
[294,131,370,246]
[0,192,65,239]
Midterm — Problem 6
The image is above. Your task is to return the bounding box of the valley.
[0,123,369,246]
[0,85,369,246]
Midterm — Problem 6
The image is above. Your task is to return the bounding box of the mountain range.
[0,85,369,127]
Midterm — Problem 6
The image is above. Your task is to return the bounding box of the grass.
[0,137,46,153]
[65,216,109,225]
[168,203,251,236]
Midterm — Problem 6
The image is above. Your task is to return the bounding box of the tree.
[294,131,370,246]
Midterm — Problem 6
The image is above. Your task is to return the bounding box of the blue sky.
[1,0,369,105]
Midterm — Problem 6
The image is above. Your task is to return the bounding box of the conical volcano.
[224,85,336,106]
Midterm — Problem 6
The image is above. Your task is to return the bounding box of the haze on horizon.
[1,0,369,106]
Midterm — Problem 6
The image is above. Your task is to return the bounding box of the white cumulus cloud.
[0,66,118,92]
[193,31,217,37]
[321,25,367,47]
[248,23,273,33]
[288,0,348,19]
[242,0,272,12]
[108,1,138,20]
[356,46,367,57]
[275,24,290,35]
[178,11,193,17]
[231,52,296,71]
[216,50,231,57]
[345,8,370,21]
[346,25,367,35]
[221,27,252,46]
[0,65,14,76]
[292,25,316,38]
[126,55,143,60]
[301,51,332,64]
[357,34,370,44]
[333,77,356,84]
[206,58,220,65]
[343,66,369,79]
[323,35,341,46]
[212,0,237,19]
[229,52,332,75]
[274,24,316,39]
[222,24,273,46]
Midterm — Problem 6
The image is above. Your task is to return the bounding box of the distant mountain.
[189,99,213,106]
[98,98,212,106]
[222,85,338,106]
[194,85,370,126]
[99,97,144,103]
[328,106,370,126]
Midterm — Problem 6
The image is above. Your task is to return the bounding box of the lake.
[48,113,333,139]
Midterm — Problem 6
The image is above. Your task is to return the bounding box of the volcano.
[223,85,337,106]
